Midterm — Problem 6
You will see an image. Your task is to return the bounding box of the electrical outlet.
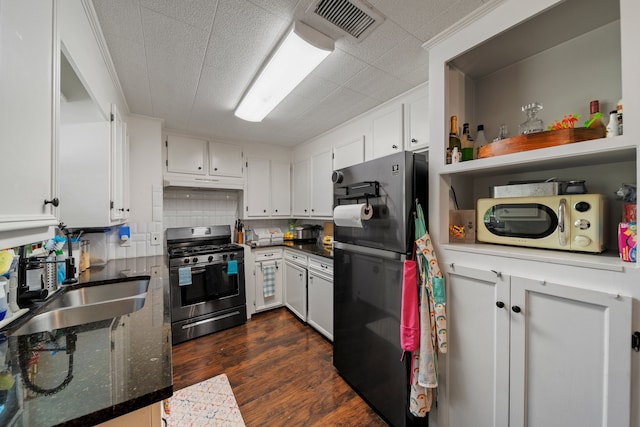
[151,232,162,246]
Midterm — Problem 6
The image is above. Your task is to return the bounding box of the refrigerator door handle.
[334,241,405,261]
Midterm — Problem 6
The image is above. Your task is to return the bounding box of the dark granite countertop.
[249,241,333,259]
[0,256,172,427]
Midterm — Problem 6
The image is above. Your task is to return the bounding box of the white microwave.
[476,194,606,253]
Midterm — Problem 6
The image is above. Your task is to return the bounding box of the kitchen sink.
[43,279,149,310]
[11,279,149,336]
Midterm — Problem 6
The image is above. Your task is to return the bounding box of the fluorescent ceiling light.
[234,21,334,122]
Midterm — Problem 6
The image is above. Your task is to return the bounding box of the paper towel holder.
[336,181,380,206]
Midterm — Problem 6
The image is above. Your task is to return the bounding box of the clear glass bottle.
[475,124,488,158]
[518,102,544,134]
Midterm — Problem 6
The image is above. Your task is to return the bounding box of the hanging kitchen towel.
[262,262,276,298]
[227,260,238,276]
[416,233,447,354]
[401,259,420,355]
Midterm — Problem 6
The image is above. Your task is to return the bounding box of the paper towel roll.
[333,203,373,228]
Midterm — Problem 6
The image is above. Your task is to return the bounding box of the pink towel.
[400,259,419,354]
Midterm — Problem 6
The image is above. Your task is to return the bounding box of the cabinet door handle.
[214,167,218,171]
[198,166,202,170]
[44,198,59,207]
[411,138,417,143]
[496,301,505,308]
[512,305,522,313]
[392,144,398,149]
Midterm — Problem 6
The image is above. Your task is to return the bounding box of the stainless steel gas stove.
[166,225,246,344]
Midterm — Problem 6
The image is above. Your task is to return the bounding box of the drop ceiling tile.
[101,34,153,115]
[372,35,429,86]
[312,49,369,86]
[247,0,299,20]
[146,50,201,114]
[92,0,144,44]
[140,0,218,31]
[344,66,412,101]
[336,18,410,64]
[141,7,209,63]
[373,0,449,41]
[204,0,288,69]
[419,0,484,42]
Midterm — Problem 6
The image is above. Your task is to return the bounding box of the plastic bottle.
[0,277,8,321]
[460,123,475,161]
[475,124,488,158]
[452,147,461,163]
[606,110,618,137]
[449,115,461,150]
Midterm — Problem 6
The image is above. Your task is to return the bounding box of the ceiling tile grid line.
[93,0,485,146]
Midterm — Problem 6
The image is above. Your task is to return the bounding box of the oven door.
[170,260,246,323]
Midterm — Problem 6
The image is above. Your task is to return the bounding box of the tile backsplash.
[163,188,239,230]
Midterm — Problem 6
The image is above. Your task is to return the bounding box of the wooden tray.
[477,128,606,159]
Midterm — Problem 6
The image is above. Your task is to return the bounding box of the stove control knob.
[223,254,228,260]
[192,257,198,263]
[184,259,190,264]
[229,253,235,259]
[208,256,214,262]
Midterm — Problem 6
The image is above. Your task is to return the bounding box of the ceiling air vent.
[306,0,385,42]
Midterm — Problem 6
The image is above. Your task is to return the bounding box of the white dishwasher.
[283,250,307,322]
[307,256,333,341]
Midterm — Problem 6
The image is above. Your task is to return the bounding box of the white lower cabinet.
[445,264,632,427]
[253,249,283,312]
[283,250,307,321]
[307,256,333,341]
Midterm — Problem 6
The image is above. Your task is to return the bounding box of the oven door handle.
[190,267,207,274]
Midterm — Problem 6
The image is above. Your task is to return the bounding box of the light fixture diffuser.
[234,21,334,122]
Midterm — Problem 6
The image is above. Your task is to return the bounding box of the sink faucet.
[58,222,78,285]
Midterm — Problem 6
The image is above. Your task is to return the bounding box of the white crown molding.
[421,0,506,51]
[80,0,130,115]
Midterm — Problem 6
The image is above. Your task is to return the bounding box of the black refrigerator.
[333,151,428,427]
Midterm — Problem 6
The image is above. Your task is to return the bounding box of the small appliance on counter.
[292,224,320,242]
[251,228,284,246]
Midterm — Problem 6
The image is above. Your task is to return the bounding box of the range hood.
[163,175,244,190]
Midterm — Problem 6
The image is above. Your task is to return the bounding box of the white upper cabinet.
[270,161,291,217]
[245,158,290,218]
[246,158,270,217]
[0,0,59,248]
[406,90,429,150]
[292,158,310,217]
[166,135,206,175]
[333,136,365,170]
[310,149,333,217]
[209,141,243,178]
[371,104,404,159]
[164,135,244,189]
[59,104,129,228]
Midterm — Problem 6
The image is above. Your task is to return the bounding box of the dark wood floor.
[171,308,389,426]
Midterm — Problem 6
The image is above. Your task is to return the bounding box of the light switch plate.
[151,232,162,246]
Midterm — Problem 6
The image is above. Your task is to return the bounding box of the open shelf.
[441,242,630,272]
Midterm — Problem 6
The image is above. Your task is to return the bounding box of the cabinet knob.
[512,305,522,313]
[411,138,417,143]
[44,197,59,207]
[275,209,278,212]
[214,167,218,171]
[496,301,505,308]
[392,144,398,149]
[263,209,267,213]
[198,166,202,170]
